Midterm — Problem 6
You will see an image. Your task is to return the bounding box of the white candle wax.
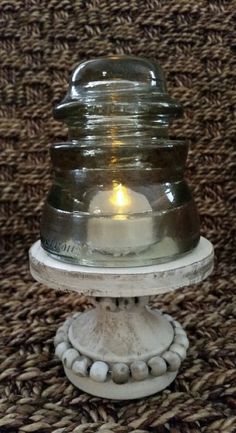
[87,184,153,256]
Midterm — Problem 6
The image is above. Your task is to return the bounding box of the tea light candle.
[87,183,153,256]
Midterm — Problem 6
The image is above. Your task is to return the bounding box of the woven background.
[1,0,236,432]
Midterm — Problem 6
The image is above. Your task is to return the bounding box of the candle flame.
[110,183,131,209]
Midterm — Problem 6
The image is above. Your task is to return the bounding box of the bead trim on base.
[54,311,189,384]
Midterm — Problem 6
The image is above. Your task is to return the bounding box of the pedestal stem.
[69,300,174,363]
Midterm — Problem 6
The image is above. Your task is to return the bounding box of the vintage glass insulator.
[40,56,200,267]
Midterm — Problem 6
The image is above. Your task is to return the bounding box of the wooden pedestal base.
[53,308,187,400]
[29,237,214,400]
[65,367,177,400]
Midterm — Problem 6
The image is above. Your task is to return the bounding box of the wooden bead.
[163,314,173,322]
[57,325,65,333]
[72,356,91,377]
[63,318,73,332]
[118,298,131,310]
[54,331,67,347]
[173,320,183,329]
[55,342,71,360]
[174,328,187,337]
[169,344,187,361]
[111,363,130,384]
[174,334,189,349]
[99,298,117,312]
[148,356,167,376]
[138,296,149,306]
[130,361,149,381]
[62,348,79,369]
[90,361,109,383]
[162,351,181,372]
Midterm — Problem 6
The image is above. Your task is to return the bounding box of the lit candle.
[88,182,153,256]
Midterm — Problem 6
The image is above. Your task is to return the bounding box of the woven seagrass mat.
[1,0,236,432]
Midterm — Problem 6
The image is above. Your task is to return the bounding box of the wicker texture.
[0,0,235,431]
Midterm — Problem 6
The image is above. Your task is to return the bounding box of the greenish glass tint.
[40,56,200,267]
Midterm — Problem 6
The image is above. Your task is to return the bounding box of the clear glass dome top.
[54,56,182,138]
[41,56,200,267]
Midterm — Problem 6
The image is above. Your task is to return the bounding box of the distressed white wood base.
[65,367,177,400]
[29,237,214,399]
[54,309,187,399]
[29,237,214,297]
